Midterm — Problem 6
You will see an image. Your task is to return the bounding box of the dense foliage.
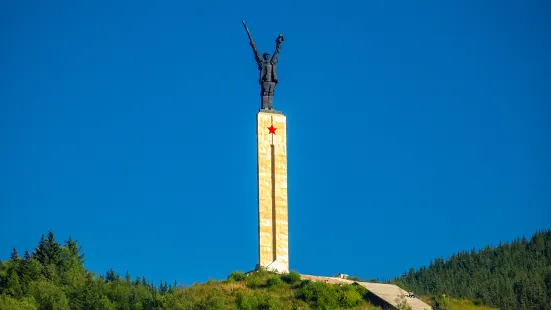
[0,231,378,309]
[395,229,551,310]
[423,296,496,310]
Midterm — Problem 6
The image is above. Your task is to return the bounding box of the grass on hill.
[163,269,382,309]
[419,295,498,310]
[446,299,497,310]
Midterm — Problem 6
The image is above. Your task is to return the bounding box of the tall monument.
[243,21,289,273]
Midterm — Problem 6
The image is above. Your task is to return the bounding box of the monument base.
[255,261,289,274]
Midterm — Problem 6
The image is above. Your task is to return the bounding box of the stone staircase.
[300,274,432,310]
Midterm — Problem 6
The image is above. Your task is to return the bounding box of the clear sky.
[1,1,550,285]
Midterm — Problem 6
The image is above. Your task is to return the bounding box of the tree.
[21,258,43,284]
[63,237,84,265]
[159,281,168,295]
[32,235,46,263]
[5,269,23,298]
[61,262,86,289]
[80,275,104,309]
[29,280,69,310]
[0,294,37,310]
[396,228,551,310]
[33,231,62,267]
[10,249,18,260]
[23,251,31,261]
[105,269,117,283]
[98,296,115,310]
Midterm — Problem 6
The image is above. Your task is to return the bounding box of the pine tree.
[10,248,18,260]
[23,250,31,261]
[160,281,168,295]
[47,230,62,265]
[64,236,85,264]
[105,269,117,283]
[6,269,23,298]
[33,234,47,260]
[33,231,63,266]
[396,229,551,310]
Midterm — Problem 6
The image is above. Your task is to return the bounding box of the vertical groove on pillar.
[271,144,277,262]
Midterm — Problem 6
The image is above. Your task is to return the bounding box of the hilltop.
[0,230,378,309]
[3,229,550,309]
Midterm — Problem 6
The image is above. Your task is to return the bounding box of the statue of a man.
[243,21,284,110]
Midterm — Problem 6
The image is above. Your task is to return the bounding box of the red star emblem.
[268,125,277,134]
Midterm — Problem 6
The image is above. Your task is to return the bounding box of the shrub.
[236,292,255,310]
[255,292,281,310]
[193,295,224,310]
[266,276,284,289]
[351,283,368,296]
[296,281,339,309]
[281,271,301,285]
[236,291,280,310]
[337,285,364,307]
[395,292,412,310]
[245,270,271,289]
[429,295,450,310]
[291,299,311,310]
[227,271,247,282]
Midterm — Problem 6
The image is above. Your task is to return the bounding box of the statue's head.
[263,52,270,60]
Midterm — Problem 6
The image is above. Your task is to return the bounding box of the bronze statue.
[242,20,284,111]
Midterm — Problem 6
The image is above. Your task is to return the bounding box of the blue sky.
[1,0,550,285]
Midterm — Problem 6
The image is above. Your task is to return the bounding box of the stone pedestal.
[256,110,289,273]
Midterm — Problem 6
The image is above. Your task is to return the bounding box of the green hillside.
[419,297,496,310]
[394,229,551,310]
[0,231,381,309]
[2,230,549,309]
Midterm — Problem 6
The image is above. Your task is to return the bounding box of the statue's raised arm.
[242,21,284,111]
[271,34,284,64]
[242,20,262,66]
